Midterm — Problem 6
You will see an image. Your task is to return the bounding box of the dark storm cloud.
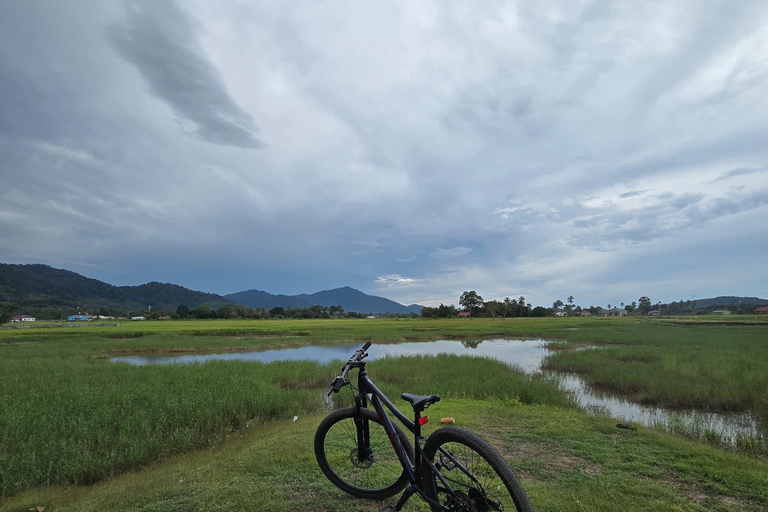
[107,0,263,149]
[1,0,767,307]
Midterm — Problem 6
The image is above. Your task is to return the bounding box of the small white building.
[11,315,36,322]
[711,310,732,315]
[131,316,146,321]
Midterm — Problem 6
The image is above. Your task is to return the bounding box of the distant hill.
[692,296,768,309]
[226,286,424,314]
[0,264,232,313]
[0,263,424,316]
[225,289,311,310]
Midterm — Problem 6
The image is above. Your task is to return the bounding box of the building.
[11,315,36,322]
[131,316,146,321]
[579,311,591,316]
[458,311,471,317]
[711,310,732,315]
[601,308,627,317]
[754,307,768,314]
[67,315,92,321]
[648,310,661,316]
[553,311,566,317]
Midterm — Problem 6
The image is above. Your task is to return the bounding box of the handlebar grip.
[361,341,371,351]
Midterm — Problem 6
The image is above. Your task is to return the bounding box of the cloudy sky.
[1,0,767,308]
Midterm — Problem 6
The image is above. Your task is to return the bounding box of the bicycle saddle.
[401,393,440,412]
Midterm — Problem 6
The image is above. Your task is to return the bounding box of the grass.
[0,339,568,496]
[2,316,768,507]
[2,399,766,512]
[541,323,768,420]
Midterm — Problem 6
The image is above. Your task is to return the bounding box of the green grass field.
[2,317,767,510]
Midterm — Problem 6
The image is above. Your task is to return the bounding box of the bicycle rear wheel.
[422,427,532,512]
[315,407,414,500]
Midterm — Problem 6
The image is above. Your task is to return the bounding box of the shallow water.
[111,339,549,371]
[112,339,763,446]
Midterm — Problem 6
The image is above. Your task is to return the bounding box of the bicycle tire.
[315,407,414,500]
[422,427,533,512]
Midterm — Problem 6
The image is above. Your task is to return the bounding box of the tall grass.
[542,327,768,420]
[0,336,567,496]
[3,317,767,496]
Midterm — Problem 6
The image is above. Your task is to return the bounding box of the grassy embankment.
[2,317,767,509]
[3,400,767,512]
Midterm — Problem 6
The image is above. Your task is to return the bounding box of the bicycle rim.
[319,409,409,497]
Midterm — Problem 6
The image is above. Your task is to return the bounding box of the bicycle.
[314,342,533,511]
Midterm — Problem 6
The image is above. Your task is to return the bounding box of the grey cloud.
[430,247,473,260]
[714,167,766,182]
[619,191,644,199]
[107,0,263,149]
[668,193,704,209]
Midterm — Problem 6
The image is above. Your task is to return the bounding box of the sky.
[1,0,767,309]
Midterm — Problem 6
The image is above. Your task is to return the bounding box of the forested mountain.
[0,264,232,314]
[224,289,311,310]
[225,286,424,314]
[0,264,423,317]
[692,296,768,308]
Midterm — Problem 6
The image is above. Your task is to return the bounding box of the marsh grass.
[542,328,768,418]
[2,317,767,498]
[0,342,567,496]
[3,400,768,512]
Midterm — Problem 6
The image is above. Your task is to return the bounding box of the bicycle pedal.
[379,505,397,512]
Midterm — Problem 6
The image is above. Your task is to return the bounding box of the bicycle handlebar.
[327,342,371,396]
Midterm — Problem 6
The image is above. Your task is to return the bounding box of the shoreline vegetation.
[2,317,767,510]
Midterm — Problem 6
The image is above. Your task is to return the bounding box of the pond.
[112,339,763,447]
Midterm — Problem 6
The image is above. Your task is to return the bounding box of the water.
[112,339,549,372]
[112,339,763,446]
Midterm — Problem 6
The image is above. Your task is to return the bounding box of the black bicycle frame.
[350,361,464,510]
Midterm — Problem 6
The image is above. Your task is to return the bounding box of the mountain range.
[225,287,424,315]
[692,296,768,308]
[0,263,423,315]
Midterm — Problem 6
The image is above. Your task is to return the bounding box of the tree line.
[421,292,547,318]
[422,292,765,318]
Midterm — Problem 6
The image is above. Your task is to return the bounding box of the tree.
[421,307,437,318]
[0,302,17,324]
[437,303,457,318]
[638,296,652,314]
[503,297,515,318]
[566,295,575,315]
[484,300,502,318]
[530,306,548,317]
[552,299,564,311]
[269,306,285,318]
[459,291,484,315]
[191,304,216,319]
[176,304,191,319]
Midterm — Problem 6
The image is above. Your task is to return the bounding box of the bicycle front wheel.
[314,407,414,500]
[422,427,533,512]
